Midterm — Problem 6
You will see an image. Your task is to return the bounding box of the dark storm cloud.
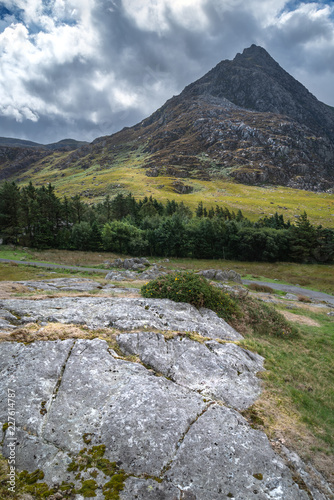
[0,0,333,144]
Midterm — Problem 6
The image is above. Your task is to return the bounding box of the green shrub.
[141,271,240,321]
[237,297,299,339]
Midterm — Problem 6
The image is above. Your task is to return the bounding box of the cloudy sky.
[0,0,333,144]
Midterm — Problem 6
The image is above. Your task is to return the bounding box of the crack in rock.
[0,289,332,499]
[166,404,311,499]
[116,331,264,410]
[161,401,216,476]
[40,340,77,437]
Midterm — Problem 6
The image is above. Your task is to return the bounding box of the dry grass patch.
[0,282,31,299]
[248,283,275,293]
[280,311,321,327]
[0,262,81,282]
[242,393,334,492]
[297,295,313,303]
[0,323,101,343]
[27,248,129,267]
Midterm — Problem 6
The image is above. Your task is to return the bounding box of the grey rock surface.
[0,339,75,435]
[0,296,243,340]
[285,293,299,301]
[108,257,151,269]
[105,265,168,281]
[0,281,332,499]
[117,332,264,409]
[0,338,322,499]
[0,309,19,332]
[0,319,16,331]
[1,339,205,480]
[120,477,181,499]
[280,445,334,500]
[105,270,134,280]
[166,404,309,500]
[17,277,104,292]
[198,269,242,283]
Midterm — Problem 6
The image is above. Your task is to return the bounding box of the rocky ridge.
[0,278,333,499]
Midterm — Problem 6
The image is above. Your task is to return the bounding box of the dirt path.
[0,258,108,274]
[242,279,334,306]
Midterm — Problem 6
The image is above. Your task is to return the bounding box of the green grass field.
[1,246,334,294]
[11,146,334,227]
[240,308,334,483]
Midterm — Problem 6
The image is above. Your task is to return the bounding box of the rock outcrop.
[198,269,242,283]
[0,296,242,339]
[105,265,167,281]
[0,279,333,499]
[0,337,310,499]
[105,258,151,271]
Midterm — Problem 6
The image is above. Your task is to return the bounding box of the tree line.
[0,181,333,263]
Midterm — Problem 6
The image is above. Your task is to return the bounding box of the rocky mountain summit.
[90,44,334,191]
[0,278,333,499]
[184,45,334,141]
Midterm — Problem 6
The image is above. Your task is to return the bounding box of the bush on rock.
[141,271,240,321]
[141,271,299,339]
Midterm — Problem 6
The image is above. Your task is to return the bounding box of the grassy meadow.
[240,307,334,484]
[2,246,333,294]
[11,144,334,228]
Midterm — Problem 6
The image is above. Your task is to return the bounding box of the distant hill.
[0,137,89,182]
[0,137,88,150]
[44,138,89,151]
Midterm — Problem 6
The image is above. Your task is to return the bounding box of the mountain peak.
[234,44,277,67]
[183,45,334,140]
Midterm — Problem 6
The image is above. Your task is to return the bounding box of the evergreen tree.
[289,212,317,262]
[71,194,86,224]
[0,181,21,243]
[195,201,204,218]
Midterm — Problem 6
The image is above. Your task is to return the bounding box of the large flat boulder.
[0,283,331,499]
[0,297,242,340]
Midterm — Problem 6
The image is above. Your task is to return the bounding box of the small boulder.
[110,258,124,268]
[285,293,299,300]
[131,264,146,271]
[199,269,242,284]
[199,269,217,280]
[139,257,150,266]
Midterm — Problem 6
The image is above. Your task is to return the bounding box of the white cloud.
[265,2,334,75]
[0,0,99,128]
[122,0,210,32]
